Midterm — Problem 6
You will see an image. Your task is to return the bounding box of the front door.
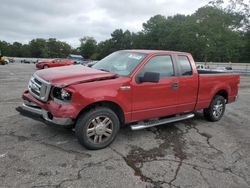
[131,55,179,122]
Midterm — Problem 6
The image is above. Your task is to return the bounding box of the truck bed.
[195,71,240,110]
[198,69,234,74]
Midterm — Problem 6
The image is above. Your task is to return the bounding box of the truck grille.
[28,74,51,102]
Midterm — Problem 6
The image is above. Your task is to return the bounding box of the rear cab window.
[177,55,193,76]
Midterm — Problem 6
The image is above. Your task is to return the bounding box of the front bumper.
[36,64,42,69]
[16,95,75,126]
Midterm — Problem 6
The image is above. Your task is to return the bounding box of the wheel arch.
[214,89,228,103]
[76,101,125,126]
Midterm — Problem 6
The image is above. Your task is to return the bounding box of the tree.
[27,38,72,58]
[141,15,168,49]
[0,41,11,56]
[96,39,114,59]
[110,29,132,50]
[79,37,97,59]
[209,0,249,31]
[29,39,48,58]
[11,42,23,57]
[21,44,31,57]
[188,6,244,61]
[47,38,71,58]
[240,31,250,62]
[95,29,133,59]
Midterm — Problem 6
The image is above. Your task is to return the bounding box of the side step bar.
[130,113,195,131]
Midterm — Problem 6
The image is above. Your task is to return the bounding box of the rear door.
[131,55,179,121]
[174,55,199,113]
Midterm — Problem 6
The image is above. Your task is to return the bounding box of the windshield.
[92,51,147,76]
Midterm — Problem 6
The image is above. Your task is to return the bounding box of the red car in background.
[36,59,74,69]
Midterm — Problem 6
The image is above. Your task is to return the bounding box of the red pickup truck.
[17,50,239,150]
[36,58,74,69]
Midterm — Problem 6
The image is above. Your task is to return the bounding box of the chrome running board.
[130,113,195,131]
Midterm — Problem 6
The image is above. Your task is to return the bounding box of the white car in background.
[67,54,85,65]
[197,64,209,70]
[216,66,233,72]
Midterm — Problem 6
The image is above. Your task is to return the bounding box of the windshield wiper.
[99,68,110,72]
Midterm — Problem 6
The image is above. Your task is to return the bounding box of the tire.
[75,107,120,150]
[43,65,49,69]
[204,95,226,122]
[63,124,75,130]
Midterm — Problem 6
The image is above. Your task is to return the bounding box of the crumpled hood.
[35,65,117,87]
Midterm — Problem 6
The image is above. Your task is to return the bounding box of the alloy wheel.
[86,116,113,144]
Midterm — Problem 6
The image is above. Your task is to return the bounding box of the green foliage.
[29,38,71,58]
[0,41,12,56]
[47,38,71,58]
[240,31,250,62]
[95,4,248,62]
[141,15,169,49]
[110,29,133,50]
[96,39,114,59]
[79,37,97,59]
[188,6,244,61]
[29,39,48,58]
[0,38,71,58]
[209,0,249,31]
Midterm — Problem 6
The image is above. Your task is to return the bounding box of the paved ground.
[0,63,250,188]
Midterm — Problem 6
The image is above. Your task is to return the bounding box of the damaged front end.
[16,74,76,127]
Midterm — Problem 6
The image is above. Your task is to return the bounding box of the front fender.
[68,78,132,121]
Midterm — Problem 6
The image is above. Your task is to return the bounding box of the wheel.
[204,95,226,122]
[75,107,120,150]
[43,65,49,69]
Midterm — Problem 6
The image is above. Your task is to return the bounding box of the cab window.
[138,55,174,78]
[178,55,193,76]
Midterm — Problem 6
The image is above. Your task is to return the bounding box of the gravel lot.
[0,64,250,188]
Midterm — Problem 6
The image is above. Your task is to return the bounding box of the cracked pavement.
[0,64,250,188]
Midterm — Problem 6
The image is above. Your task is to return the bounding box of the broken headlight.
[52,87,72,102]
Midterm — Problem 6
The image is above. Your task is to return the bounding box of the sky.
[0,0,211,47]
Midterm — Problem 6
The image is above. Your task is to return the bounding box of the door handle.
[171,82,179,89]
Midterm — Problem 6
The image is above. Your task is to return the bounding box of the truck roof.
[122,49,190,55]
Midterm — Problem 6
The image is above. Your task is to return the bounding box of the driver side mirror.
[137,72,160,83]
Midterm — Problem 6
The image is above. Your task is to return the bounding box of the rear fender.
[210,84,230,103]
